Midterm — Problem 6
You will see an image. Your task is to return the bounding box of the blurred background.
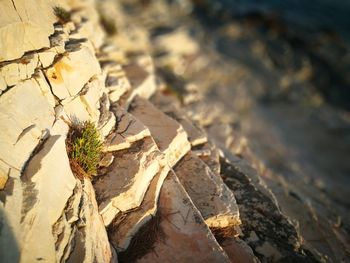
[105,0,350,261]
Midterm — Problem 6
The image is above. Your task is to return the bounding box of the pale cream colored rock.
[111,26,150,54]
[109,166,170,252]
[69,1,105,49]
[123,64,157,104]
[0,75,6,92]
[99,153,114,168]
[38,49,57,68]
[0,0,56,62]
[0,53,39,87]
[0,168,8,190]
[20,135,76,263]
[66,180,113,263]
[129,96,191,167]
[79,77,104,121]
[93,137,162,226]
[33,71,56,108]
[0,78,55,174]
[99,42,126,65]
[99,113,116,138]
[63,96,92,122]
[175,153,241,228]
[45,44,101,100]
[151,94,207,146]
[154,29,199,56]
[50,118,69,137]
[137,172,230,263]
[52,181,83,262]
[103,106,150,152]
[62,76,103,123]
[108,71,132,103]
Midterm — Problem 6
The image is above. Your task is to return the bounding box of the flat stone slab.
[129,96,191,167]
[0,0,56,62]
[174,153,241,229]
[103,106,151,152]
[0,77,55,174]
[65,180,114,263]
[151,92,207,146]
[45,43,101,100]
[20,135,77,262]
[108,166,170,252]
[93,137,162,226]
[122,63,157,105]
[134,172,230,263]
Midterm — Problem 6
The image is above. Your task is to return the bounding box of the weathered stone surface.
[123,64,157,104]
[197,142,222,176]
[220,238,259,263]
[0,53,39,87]
[108,166,170,252]
[135,172,230,263]
[175,153,241,228]
[0,168,8,190]
[69,2,105,49]
[151,91,207,146]
[63,96,93,122]
[66,179,114,263]
[0,0,56,62]
[154,29,199,57]
[45,44,101,100]
[104,106,151,152]
[220,158,316,262]
[20,135,77,262]
[62,75,104,123]
[129,96,191,167]
[93,137,162,226]
[0,78,55,174]
[105,64,131,103]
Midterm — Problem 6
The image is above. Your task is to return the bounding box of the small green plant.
[53,6,71,24]
[67,121,102,178]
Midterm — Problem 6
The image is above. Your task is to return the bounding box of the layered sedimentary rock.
[0,0,323,262]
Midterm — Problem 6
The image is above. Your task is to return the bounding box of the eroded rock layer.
[0,0,321,262]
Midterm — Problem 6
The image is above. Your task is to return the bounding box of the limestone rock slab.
[93,137,162,226]
[108,166,170,252]
[104,106,151,152]
[151,93,207,146]
[122,64,157,104]
[0,0,56,62]
[134,172,230,263]
[129,96,191,167]
[66,179,114,263]
[0,78,55,174]
[20,135,76,262]
[0,53,39,87]
[45,44,101,100]
[175,153,241,228]
[104,64,131,103]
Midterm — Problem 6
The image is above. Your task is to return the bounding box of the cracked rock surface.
[0,0,330,262]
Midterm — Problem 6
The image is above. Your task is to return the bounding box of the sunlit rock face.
[0,0,321,262]
[0,0,56,62]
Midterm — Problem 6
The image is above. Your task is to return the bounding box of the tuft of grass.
[67,121,102,178]
[53,6,71,24]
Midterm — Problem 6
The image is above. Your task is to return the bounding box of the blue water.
[214,0,350,42]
